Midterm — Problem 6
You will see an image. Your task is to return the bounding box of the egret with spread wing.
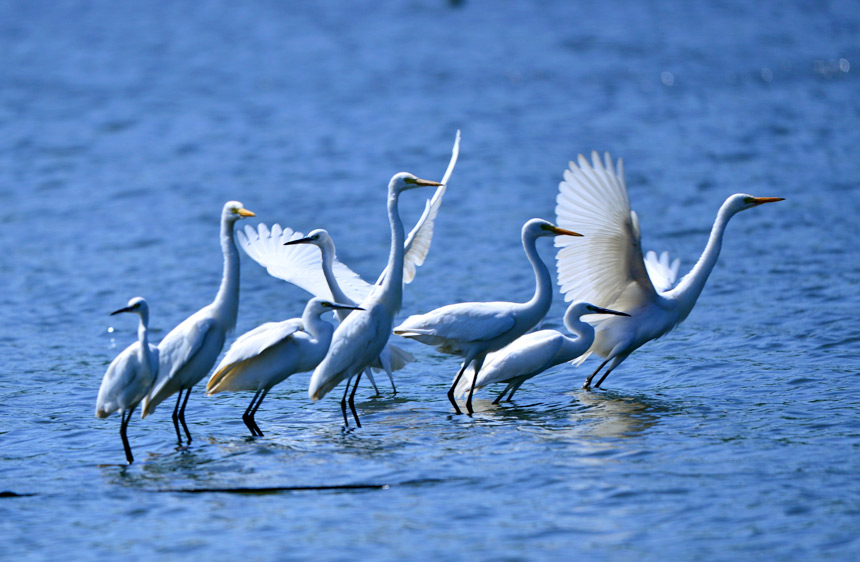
[453,302,629,404]
[394,219,583,416]
[207,298,362,436]
[141,201,255,442]
[95,297,159,464]
[555,152,783,389]
[308,173,443,427]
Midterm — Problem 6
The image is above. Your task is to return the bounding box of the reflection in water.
[567,390,664,440]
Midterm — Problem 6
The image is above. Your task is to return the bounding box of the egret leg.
[348,371,363,428]
[505,379,526,402]
[171,389,185,443]
[120,407,135,464]
[248,388,269,436]
[177,387,193,443]
[379,354,397,395]
[594,356,626,388]
[493,383,513,405]
[340,377,353,427]
[583,358,611,389]
[243,389,264,436]
[465,356,485,416]
[447,360,472,415]
[364,368,380,396]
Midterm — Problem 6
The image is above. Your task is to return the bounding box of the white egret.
[236,130,461,394]
[308,173,444,427]
[141,201,255,442]
[555,151,783,389]
[206,298,362,436]
[453,302,629,404]
[394,219,583,415]
[95,297,159,464]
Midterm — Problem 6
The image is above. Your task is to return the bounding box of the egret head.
[564,301,629,331]
[306,297,364,316]
[284,228,334,252]
[111,296,149,318]
[524,218,583,239]
[223,201,256,223]
[727,194,784,214]
[389,172,443,194]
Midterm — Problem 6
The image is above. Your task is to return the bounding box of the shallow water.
[2,1,859,559]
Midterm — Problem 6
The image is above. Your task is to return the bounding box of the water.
[2,1,859,559]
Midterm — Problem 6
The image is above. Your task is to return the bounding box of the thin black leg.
[465,356,484,416]
[120,407,135,464]
[506,379,525,402]
[171,389,185,443]
[583,358,610,389]
[447,360,471,415]
[248,388,269,436]
[348,371,362,428]
[493,383,513,405]
[243,389,263,436]
[340,377,352,427]
[178,387,193,443]
[594,364,616,388]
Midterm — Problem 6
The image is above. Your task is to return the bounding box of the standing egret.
[308,173,444,427]
[95,297,159,464]
[453,302,629,404]
[394,219,583,416]
[141,201,255,442]
[555,151,783,389]
[236,130,461,394]
[206,298,362,436]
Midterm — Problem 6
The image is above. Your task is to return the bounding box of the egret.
[206,298,362,436]
[308,172,444,427]
[141,201,255,442]
[394,219,583,416]
[236,130,461,394]
[95,297,159,464]
[453,302,629,404]
[554,151,783,389]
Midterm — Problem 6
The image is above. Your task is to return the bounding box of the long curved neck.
[318,244,356,322]
[669,203,736,318]
[561,314,595,361]
[378,188,405,310]
[303,310,335,343]
[137,311,150,350]
[523,232,553,318]
[213,217,240,330]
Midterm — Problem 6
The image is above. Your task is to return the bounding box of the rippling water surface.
[2,1,859,559]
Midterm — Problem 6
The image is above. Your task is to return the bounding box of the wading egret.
[555,152,783,389]
[141,201,255,442]
[309,173,444,427]
[95,297,159,464]
[206,298,362,436]
[453,302,629,404]
[394,219,583,415]
[236,130,461,394]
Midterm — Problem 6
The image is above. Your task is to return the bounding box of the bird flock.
[96,132,783,463]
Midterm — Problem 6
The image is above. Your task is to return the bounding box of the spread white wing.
[643,250,681,293]
[555,151,672,312]
[237,223,372,304]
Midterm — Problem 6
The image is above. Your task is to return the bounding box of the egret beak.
[330,304,365,312]
[751,197,784,206]
[548,225,583,237]
[404,177,444,188]
[284,236,314,246]
[237,208,256,217]
[110,306,134,316]
[590,306,630,317]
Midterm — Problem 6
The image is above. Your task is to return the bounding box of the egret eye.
[742,196,755,205]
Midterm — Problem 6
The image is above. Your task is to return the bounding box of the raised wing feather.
[238,223,372,303]
[555,152,659,310]
[643,250,681,293]
[395,302,517,345]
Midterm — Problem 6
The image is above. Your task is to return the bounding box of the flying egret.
[555,151,783,389]
[236,130,461,394]
[394,219,583,416]
[308,172,444,427]
[95,297,159,464]
[453,302,629,404]
[206,298,362,436]
[141,201,255,442]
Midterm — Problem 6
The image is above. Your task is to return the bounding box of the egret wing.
[376,130,461,286]
[395,302,517,344]
[220,319,303,368]
[643,250,681,293]
[555,151,659,310]
[238,223,372,303]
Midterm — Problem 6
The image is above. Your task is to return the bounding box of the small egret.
[394,219,583,416]
[237,130,461,394]
[95,297,159,464]
[141,201,255,442]
[309,173,444,427]
[453,302,629,403]
[555,152,783,389]
[206,298,362,436]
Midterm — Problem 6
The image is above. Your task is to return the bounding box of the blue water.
[2,1,859,559]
